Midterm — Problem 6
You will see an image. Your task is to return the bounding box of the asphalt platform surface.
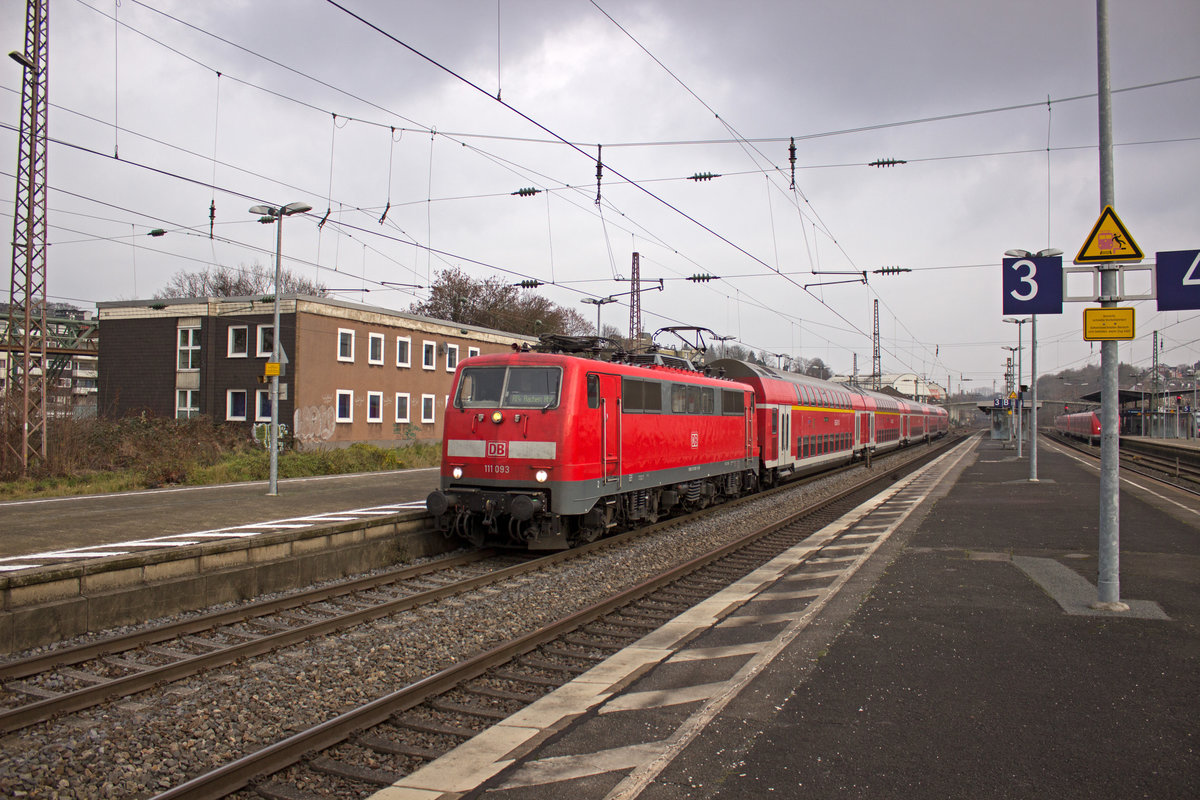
[631,435,1199,799]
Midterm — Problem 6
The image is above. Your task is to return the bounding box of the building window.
[368,333,385,365]
[227,389,248,421]
[468,346,480,359]
[176,389,199,419]
[336,390,354,422]
[177,326,201,370]
[228,326,248,357]
[396,336,411,368]
[446,344,459,372]
[255,390,272,422]
[421,393,436,424]
[367,391,383,423]
[395,392,410,423]
[257,325,274,357]
[337,329,355,362]
[423,341,436,370]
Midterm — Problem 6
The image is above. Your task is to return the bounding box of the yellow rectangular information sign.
[1083,307,1135,341]
[264,361,281,377]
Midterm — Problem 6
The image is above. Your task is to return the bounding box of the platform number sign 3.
[1156,250,1200,311]
[1002,256,1063,315]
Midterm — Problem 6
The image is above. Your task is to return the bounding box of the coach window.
[587,374,600,409]
[771,409,778,434]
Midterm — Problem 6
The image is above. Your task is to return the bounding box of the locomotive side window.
[722,389,744,416]
[622,378,643,412]
[700,387,715,414]
[587,374,600,409]
[643,381,663,412]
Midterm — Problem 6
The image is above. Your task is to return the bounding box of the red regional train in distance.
[426,332,948,550]
[1055,410,1101,443]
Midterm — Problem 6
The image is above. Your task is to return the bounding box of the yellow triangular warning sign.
[1074,206,1144,264]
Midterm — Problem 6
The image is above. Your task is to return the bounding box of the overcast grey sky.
[3,0,1199,393]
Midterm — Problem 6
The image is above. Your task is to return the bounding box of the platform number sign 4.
[1156,250,1200,311]
[1002,255,1063,315]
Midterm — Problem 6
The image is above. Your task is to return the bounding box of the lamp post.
[1005,247,1061,481]
[1002,345,1022,452]
[249,201,312,496]
[580,297,617,337]
[1004,317,1030,463]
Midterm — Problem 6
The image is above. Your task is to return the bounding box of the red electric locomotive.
[1055,410,1101,443]
[426,348,758,549]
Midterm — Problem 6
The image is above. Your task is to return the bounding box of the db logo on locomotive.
[486,441,508,458]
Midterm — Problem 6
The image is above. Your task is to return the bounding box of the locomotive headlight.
[535,469,549,483]
[491,411,504,424]
[451,466,464,479]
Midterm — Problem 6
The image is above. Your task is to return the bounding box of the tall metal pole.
[1015,334,1023,458]
[1095,0,1124,610]
[1030,314,1039,481]
[268,213,283,497]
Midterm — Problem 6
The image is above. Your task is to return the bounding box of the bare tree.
[409,268,591,336]
[154,263,325,299]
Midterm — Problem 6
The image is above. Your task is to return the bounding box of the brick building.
[98,295,535,447]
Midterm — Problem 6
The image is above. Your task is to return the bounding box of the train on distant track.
[426,331,948,550]
[1054,410,1102,444]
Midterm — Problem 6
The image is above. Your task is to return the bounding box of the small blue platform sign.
[1002,255,1063,315]
[1156,250,1200,311]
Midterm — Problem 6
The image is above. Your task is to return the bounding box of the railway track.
[0,443,917,737]
[149,436,962,800]
[1045,431,1200,492]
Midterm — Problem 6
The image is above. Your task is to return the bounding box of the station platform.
[373,433,1199,800]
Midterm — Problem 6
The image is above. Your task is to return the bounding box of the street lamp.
[1004,247,1061,482]
[580,297,617,337]
[1003,317,1030,460]
[1002,345,1022,451]
[249,201,312,496]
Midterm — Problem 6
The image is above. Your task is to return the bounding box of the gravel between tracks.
[0,445,938,799]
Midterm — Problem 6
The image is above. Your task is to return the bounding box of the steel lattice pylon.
[628,252,640,342]
[6,0,50,473]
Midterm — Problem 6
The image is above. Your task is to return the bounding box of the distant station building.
[831,372,946,402]
[1,303,99,419]
[97,295,535,448]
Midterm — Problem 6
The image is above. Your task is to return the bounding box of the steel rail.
[151,437,958,800]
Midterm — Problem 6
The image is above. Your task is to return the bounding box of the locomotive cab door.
[590,373,622,485]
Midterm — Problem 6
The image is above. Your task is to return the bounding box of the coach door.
[855,411,869,448]
[592,373,622,485]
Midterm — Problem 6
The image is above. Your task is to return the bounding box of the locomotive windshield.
[455,366,561,409]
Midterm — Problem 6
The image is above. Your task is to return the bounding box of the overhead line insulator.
[512,187,541,197]
[868,158,907,168]
[687,273,718,283]
[688,172,721,182]
[515,279,543,288]
[872,266,912,275]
